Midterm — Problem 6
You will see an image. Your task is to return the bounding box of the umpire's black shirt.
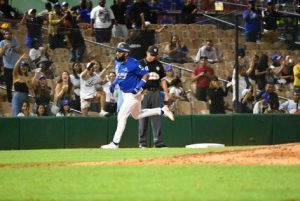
[140,58,166,89]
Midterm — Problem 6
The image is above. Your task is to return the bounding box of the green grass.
[0,148,299,201]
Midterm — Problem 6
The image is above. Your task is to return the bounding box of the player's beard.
[116,55,126,62]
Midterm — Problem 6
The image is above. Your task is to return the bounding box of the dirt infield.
[1,143,300,168]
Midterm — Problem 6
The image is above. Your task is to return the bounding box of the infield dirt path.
[0,143,300,168]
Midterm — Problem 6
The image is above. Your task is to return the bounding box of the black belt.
[145,87,159,91]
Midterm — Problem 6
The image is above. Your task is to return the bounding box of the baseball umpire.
[138,45,171,148]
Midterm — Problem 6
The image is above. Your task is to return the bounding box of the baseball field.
[0,143,300,201]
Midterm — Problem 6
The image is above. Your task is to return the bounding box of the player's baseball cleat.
[162,105,175,121]
[101,142,119,149]
[99,110,109,117]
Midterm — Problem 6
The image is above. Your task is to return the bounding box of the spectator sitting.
[191,56,215,101]
[70,62,82,111]
[195,39,219,64]
[162,34,189,64]
[207,76,227,114]
[241,88,255,113]
[279,92,300,114]
[36,57,54,79]
[17,101,36,117]
[253,92,271,114]
[278,55,295,90]
[256,83,279,111]
[56,99,75,116]
[36,104,48,116]
[32,73,53,115]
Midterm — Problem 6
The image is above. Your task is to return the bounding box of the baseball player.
[101,42,174,149]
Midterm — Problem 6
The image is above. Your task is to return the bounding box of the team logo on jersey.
[117,72,127,79]
[148,72,160,80]
[156,66,160,71]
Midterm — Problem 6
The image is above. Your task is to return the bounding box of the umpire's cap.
[116,42,130,52]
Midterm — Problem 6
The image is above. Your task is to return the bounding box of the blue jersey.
[114,57,148,93]
[242,9,261,33]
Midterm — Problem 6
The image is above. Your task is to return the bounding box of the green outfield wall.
[0,114,299,150]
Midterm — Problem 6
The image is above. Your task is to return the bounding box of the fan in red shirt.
[192,56,215,101]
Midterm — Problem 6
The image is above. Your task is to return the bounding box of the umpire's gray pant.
[138,90,163,147]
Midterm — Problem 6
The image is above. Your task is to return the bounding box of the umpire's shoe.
[162,105,175,121]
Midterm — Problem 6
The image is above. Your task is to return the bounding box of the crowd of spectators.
[0,0,300,118]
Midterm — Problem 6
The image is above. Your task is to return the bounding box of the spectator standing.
[256,83,279,111]
[181,0,197,24]
[255,53,269,90]
[80,62,109,116]
[163,34,189,63]
[0,0,19,19]
[102,71,118,115]
[242,0,261,42]
[126,30,147,60]
[262,0,280,43]
[19,8,44,49]
[279,92,300,114]
[192,56,215,101]
[54,71,74,110]
[111,0,128,39]
[12,55,32,117]
[247,54,259,94]
[138,45,170,148]
[0,30,22,102]
[90,0,115,43]
[148,0,164,24]
[207,76,227,114]
[128,0,151,29]
[38,2,52,19]
[78,0,93,23]
[253,92,271,114]
[70,62,82,111]
[63,14,86,62]
[231,66,250,113]
[195,39,219,64]
[48,2,66,49]
[293,57,300,94]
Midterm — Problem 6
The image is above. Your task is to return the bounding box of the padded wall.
[272,115,300,144]
[233,114,273,145]
[19,117,65,149]
[65,117,108,148]
[0,118,19,150]
[192,115,233,146]
[162,115,192,147]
